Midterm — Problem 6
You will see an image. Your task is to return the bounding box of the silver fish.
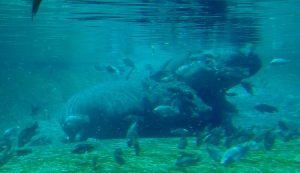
[206,144,224,162]
[220,141,257,165]
[152,105,179,117]
[126,122,138,148]
[269,58,290,66]
[175,153,201,167]
[2,126,20,140]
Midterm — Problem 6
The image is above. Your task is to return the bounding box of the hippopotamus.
[60,81,143,142]
[60,80,212,142]
[60,49,262,141]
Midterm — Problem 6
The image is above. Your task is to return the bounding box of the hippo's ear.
[142,97,155,114]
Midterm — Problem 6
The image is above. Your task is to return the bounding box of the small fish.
[278,120,289,131]
[220,141,257,165]
[15,148,33,156]
[161,76,175,83]
[254,104,279,114]
[0,150,15,167]
[105,65,120,76]
[134,140,140,156]
[269,58,291,66]
[18,122,39,148]
[175,65,190,76]
[205,127,224,146]
[71,144,95,154]
[240,81,255,95]
[153,105,179,117]
[29,136,52,147]
[149,70,171,82]
[113,148,125,165]
[264,130,276,151]
[278,130,300,142]
[206,144,224,162]
[32,0,43,20]
[2,126,20,140]
[144,64,154,74]
[170,128,189,137]
[123,58,136,80]
[91,155,98,170]
[175,153,201,167]
[149,58,174,82]
[178,137,188,149]
[30,104,41,117]
[122,58,135,69]
[0,139,12,153]
[252,130,268,143]
[196,136,203,147]
[126,122,138,148]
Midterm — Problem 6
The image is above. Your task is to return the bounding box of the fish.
[0,150,15,167]
[278,120,289,131]
[113,148,125,165]
[161,76,175,83]
[2,126,20,140]
[175,153,201,167]
[29,136,52,147]
[220,141,257,165]
[279,130,300,142]
[224,127,256,148]
[178,137,188,149]
[126,122,139,148]
[149,70,171,82]
[170,128,189,137]
[0,139,12,153]
[134,140,140,156]
[15,148,33,156]
[18,121,39,148]
[149,58,174,82]
[264,129,277,151]
[206,144,224,162]
[254,104,279,114]
[30,104,41,117]
[91,155,98,170]
[32,0,43,20]
[175,65,190,76]
[205,127,224,146]
[269,58,291,66]
[71,143,95,154]
[105,65,120,76]
[252,130,268,143]
[144,64,154,74]
[122,58,135,69]
[123,58,136,80]
[152,105,179,117]
[240,80,255,95]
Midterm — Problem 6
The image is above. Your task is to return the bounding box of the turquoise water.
[0,0,300,172]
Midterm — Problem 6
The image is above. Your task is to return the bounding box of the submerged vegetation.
[1,137,299,172]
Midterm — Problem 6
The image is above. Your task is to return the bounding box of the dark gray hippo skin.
[168,50,262,132]
[60,81,144,142]
[60,50,262,141]
[60,80,212,142]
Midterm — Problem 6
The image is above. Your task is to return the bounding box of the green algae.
[1,137,299,173]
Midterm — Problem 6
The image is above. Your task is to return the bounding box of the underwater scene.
[0,0,300,172]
